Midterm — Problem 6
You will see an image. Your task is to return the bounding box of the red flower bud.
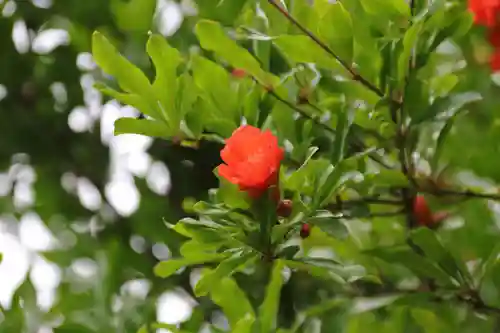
[300,223,311,238]
[217,125,284,199]
[413,195,434,227]
[277,199,293,217]
[231,68,247,78]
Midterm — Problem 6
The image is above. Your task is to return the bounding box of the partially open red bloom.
[469,0,500,27]
[413,195,449,228]
[231,68,247,78]
[413,195,434,227]
[218,125,284,198]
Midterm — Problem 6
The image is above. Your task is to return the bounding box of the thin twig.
[327,197,403,210]
[266,88,393,169]
[267,0,386,98]
[423,188,500,201]
[342,210,405,219]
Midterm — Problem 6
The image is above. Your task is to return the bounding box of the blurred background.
[0,0,226,331]
[4,0,500,332]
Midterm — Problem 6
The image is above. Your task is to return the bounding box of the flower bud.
[277,199,293,217]
[300,223,311,239]
[413,195,433,227]
[231,68,246,78]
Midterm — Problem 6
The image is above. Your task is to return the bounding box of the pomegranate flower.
[218,125,284,199]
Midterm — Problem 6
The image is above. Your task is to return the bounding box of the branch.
[423,188,500,201]
[266,88,394,169]
[326,196,403,211]
[341,210,405,219]
[395,0,420,230]
[267,0,386,99]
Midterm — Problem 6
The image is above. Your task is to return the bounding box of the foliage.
[4,0,500,332]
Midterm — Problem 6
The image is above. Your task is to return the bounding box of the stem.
[266,88,393,169]
[395,0,419,230]
[422,188,500,201]
[267,0,386,99]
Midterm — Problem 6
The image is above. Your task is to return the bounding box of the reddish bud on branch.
[277,199,293,217]
[300,223,311,238]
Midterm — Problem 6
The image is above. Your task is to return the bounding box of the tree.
[3,0,500,332]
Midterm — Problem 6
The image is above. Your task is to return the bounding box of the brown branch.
[265,88,393,169]
[267,0,386,99]
[422,188,500,201]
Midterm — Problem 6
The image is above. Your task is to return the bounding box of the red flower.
[413,195,450,228]
[413,195,434,227]
[491,50,500,71]
[218,125,284,199]
[489,26,500,47]
[469,0,500,27]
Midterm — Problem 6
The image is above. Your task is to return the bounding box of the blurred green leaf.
[114,118,171,138]
[92,32,160,119]
[194,252,256,296]
[146,34,182,127]
[233,315,256,333]
[308,210,349,240]
[154,254,226,278]
[366,245,455,286]
[318,2,354,63]
[195,20,275,86]
[274,35,344,72]
[258,260,285,333]
[210,277,255,327]
[111,0,156,33]
[411,92,482,124]
[410,228,471,286]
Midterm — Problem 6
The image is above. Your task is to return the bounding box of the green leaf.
[216,177,251,210]
[113,118,171,138]
[283,259,346,284]
[146,34,182,127]
[397,22,422,84]
[410,228,471,286]
[233,315,256,333]
[360,0,410,19]
[331,104,352,164]
[94,83,156,118]
[318,2,354,63]
[274,35,344,73]
[151,323,190,333]
[286,158,332,197]
[192,56,238,124]
[111,0,156,33]
[197,0,249,25]
[308,210,349,240]
[154,254,226,278]
[258,260,285,333]
[171,218,225,244]
[195,20,275,86]
[365,169,409,187]
[350,295,403,314]
[411,92,482,124]
[92,32,160,119]
[54,324,93,333]
[179,240,222,258]
[366,245,455,286]
[210,277,255,327]
[194,252,256,296]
